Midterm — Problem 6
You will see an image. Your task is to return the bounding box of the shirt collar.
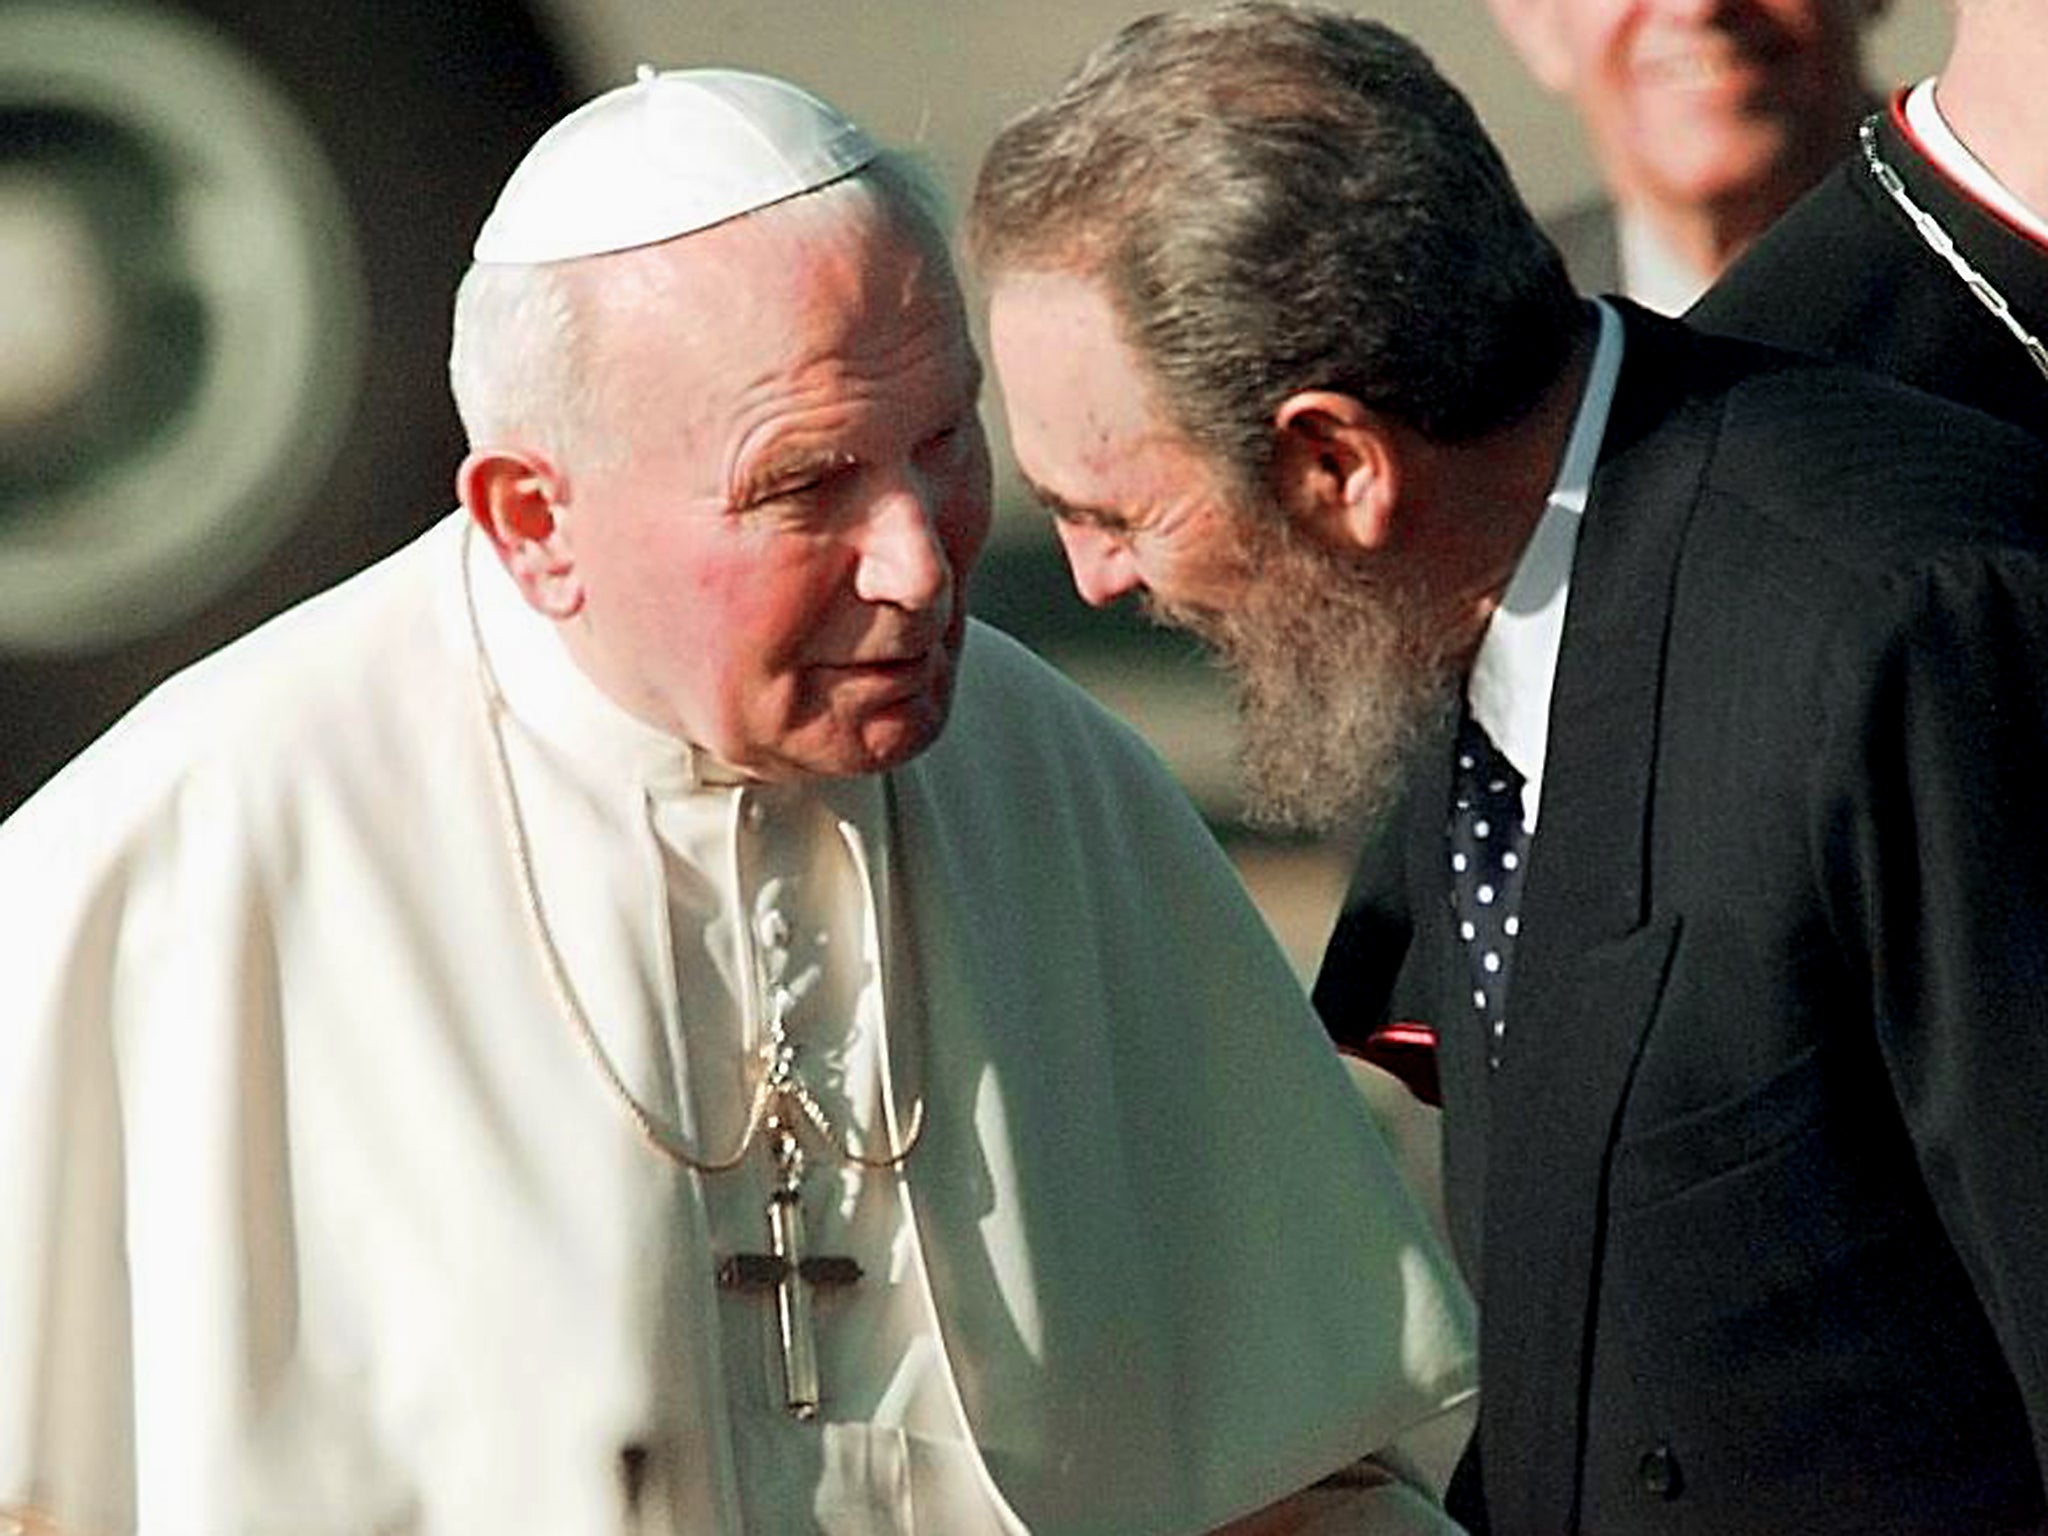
[1466,297,1625,832]
[1614,206,1713,316]
[1904,78,2048,248]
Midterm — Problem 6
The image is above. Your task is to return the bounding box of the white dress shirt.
[1465,298,1625,832]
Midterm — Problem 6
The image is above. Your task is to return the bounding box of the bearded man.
[972,5,2048,1530]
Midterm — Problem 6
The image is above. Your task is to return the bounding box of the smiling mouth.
[1638,50,1751,90]
[1634,26,1794,91]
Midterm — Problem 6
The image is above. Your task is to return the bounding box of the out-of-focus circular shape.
[0,173,116,430]
[0,0,364,652]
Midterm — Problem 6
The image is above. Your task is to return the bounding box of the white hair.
[447,258,585,456]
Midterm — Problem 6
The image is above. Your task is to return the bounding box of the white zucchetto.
[472,66,878,265]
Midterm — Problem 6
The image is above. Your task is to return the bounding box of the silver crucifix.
[716,1108,862,1419]
[714,962,862,1420]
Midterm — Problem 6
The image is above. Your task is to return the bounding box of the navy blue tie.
[1448,711,1530,1069]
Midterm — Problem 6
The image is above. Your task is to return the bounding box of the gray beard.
[1151,522,1458,834]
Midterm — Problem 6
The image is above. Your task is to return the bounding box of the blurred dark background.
[0,0,573,815]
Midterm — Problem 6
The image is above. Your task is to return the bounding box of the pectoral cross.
[715,1095,862,1419]
[713,908,875,1420]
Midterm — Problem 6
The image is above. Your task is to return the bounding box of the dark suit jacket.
[1317,303,2048,1533]
[1693,97,2048,441]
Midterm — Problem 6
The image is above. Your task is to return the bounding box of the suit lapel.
[1473,306,1727,1530]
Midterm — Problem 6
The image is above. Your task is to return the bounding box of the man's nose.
[854,480,952,611]
[1054,520,1141,608]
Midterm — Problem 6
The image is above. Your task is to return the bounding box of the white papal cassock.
[0,514,1474,1535]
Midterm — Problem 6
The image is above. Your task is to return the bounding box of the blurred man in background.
[1487,0,1885,310]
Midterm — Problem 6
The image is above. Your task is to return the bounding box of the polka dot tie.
[1448,710,1529,1070]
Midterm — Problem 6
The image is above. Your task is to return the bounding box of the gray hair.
[969,2,1583,501]
[448,150,953,468]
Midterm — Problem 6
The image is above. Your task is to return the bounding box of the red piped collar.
[1887,86,2048,256]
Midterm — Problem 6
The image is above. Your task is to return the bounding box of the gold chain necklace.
[458,523,925,1176]
[1859,115,2048,385]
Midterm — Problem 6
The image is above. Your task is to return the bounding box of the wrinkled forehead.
[564,196,981,476]
[587,184,967,357]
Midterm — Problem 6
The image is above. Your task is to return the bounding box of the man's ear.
[1272,390,1402,555]
[1483,0,1574,94]
[456,448,584,619]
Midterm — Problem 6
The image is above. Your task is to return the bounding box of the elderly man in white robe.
[0,67,1474,1536]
